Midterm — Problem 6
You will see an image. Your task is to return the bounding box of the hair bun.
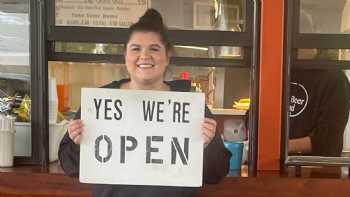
[138,9,164,29]
[126,8,172,50]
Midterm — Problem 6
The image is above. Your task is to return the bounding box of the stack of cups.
[49,77,58,124]
[0,115,16,167]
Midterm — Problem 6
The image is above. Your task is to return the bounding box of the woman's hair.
[126,9,172,51]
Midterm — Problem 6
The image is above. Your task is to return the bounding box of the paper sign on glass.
[55,0,149,28]
[80,88,204,187]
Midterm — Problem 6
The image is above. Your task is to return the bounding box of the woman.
[59,9,231,197]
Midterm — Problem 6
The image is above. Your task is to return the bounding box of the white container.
[12,120,68,161]
[0,128,15,167]
[14,122,31,157]
[49,120,68,162]
[0,115,15,167]
[49,100,58,124]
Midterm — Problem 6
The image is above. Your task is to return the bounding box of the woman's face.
[125,31,169,87]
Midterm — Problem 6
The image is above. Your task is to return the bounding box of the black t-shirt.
[290,69,350,156]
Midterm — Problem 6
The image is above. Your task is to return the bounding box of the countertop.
[1,163,350,197]
[209,108,246,116]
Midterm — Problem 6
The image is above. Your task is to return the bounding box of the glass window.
[297,49,350,61]
[49,61,251,176]
[288,0,350,159]
[299,0,350,34]
[51,0,254,175]
[289,68,350,157]
[54,42,244,59]
[152,0,246,31]
[0,0,31,157]
[55,0,246,32]
[48,61,250,112]
[174,45,243,59]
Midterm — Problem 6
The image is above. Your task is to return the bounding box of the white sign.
[55,0,149,28]
[80,88,205,187]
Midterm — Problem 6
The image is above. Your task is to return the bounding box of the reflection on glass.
[0,0,31,157]
[174,45,243,59]
[55,0,149,28]
[55,42,124,55]
[297,49,350,61]
[169,66,249,109]
[48,62,127,112]
[153,0,245,31]
[289,68,350,157]
[48,61,250,111]
[55,42,244,59]
[55,0,246,31]
[300,0,350,34]
[339,49,350,61]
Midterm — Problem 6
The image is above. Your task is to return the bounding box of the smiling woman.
[122,9,171,90]
[58,8,231,197]
[124,31,169,90]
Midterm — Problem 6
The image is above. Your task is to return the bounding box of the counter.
[1,164,350,197]
[209,108,246,116]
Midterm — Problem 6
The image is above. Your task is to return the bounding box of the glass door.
[0,0,32,162]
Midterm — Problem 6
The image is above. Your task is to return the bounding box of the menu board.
[55,0,149,28]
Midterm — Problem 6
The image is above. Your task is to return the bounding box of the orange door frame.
[258,0,284,171]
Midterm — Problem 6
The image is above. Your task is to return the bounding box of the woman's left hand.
[202,118,217,146]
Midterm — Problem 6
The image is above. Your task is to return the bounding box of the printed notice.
[55,0,149,27]
[80,88,205,187]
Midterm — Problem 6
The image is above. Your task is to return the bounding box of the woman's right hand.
[68,119,84,144]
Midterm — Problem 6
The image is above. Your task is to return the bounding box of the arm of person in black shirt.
[203,106,231,184]
[289,136,312,154]
[58,108,82,177]
[309,71,350,156]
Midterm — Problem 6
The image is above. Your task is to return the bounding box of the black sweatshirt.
[58,79,231,197]
[290,69,350,156]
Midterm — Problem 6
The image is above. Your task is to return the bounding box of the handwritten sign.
[80,88,205,187]
[55,0,149,27]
